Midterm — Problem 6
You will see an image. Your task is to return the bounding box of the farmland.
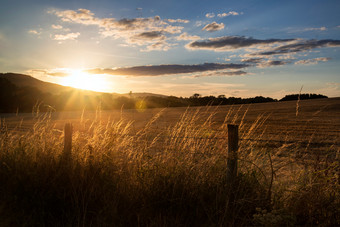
[0,97,339,226]
[2,97,339,153]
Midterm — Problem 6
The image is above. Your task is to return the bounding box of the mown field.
[0,98,339,226]
[2,97,339,153]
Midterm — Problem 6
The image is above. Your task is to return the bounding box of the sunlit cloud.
[53,32,80,41]
[27,69,70,77]
[241,58,264,63]
[202,22,225,32]
[217,11,240,18]
[295,57,330,65]
[28,29,41,35]
[86,63,249,76]
[205,13,215,18]
[50,8,187,51]
[304,26,327,31]
[51,24,63,29]
[192,70,247,77]
[167,19,189,23]
[141,41,175,52]
[176,32,201,41]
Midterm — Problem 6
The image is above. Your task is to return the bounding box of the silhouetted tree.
[280,93,327,101]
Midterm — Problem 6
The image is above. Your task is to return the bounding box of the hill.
[0,73,72,95]
[0,72,330,113]
[0,73,168,98]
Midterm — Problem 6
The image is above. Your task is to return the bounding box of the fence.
[61,122,240,178]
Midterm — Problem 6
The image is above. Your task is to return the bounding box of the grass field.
[0,98,339,226]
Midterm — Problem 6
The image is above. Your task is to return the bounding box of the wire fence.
[2,123,339,148]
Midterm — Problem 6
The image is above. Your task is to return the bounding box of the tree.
[191,93,201,98]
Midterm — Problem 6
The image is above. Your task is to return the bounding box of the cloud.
[257,60,288,68]
[187,36,294,51]
[133,31,165,40]
[202,22,225,32]
[217,11,239,18]
[86,63,249,76]
[167,19,189,23]
[195,21,204,27]
[304,27,327,31]
[257,39,340,56]
[205,13,215,18]
[50,8,187,51]
[52,8,97,25]
[51,24,63,29]
[47,72,70,77]
[28,29,41,35]
[141,41,174,52]
[241,58,264,63]
[295,57,330,65]
[26,69,71,77]
[187,36,340,57]
[176,32,201,41]
[53,32,80,41]
[193,70,247,77]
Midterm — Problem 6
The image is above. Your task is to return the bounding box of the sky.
[1,0,340,98]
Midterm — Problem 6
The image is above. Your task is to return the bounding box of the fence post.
[63,123,73,163]
[226,124,238,184]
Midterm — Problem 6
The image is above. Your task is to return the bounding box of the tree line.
[0,78,328,113]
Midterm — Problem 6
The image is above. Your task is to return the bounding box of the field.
[0,98,339,226]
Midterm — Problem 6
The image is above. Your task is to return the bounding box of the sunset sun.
[59,70,110,92]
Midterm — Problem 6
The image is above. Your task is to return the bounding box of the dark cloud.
[257,60,288,68]
[202,22,224,32]
[195,70,247,77]
[86,63,249,76]
[187,36,295,50]
[134,31,164,40]
[114,16,161,30]
[241,58,264,63]
[258,39,340,56]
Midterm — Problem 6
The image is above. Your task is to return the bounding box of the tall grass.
[0,107,339,226]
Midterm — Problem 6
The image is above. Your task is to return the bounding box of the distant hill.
[0,72,329,113]
[0,73,76,95]
[121,92,168,98]
[0,73,167,98]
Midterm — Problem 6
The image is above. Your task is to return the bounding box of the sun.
[59,70,110,92]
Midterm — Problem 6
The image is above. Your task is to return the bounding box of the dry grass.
[0,99,339,226]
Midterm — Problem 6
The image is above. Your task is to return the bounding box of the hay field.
[2,97,339,153]
[0,98,339,226]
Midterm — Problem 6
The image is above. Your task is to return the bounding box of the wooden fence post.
[63,123,73,162]
[226,124,238,184]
